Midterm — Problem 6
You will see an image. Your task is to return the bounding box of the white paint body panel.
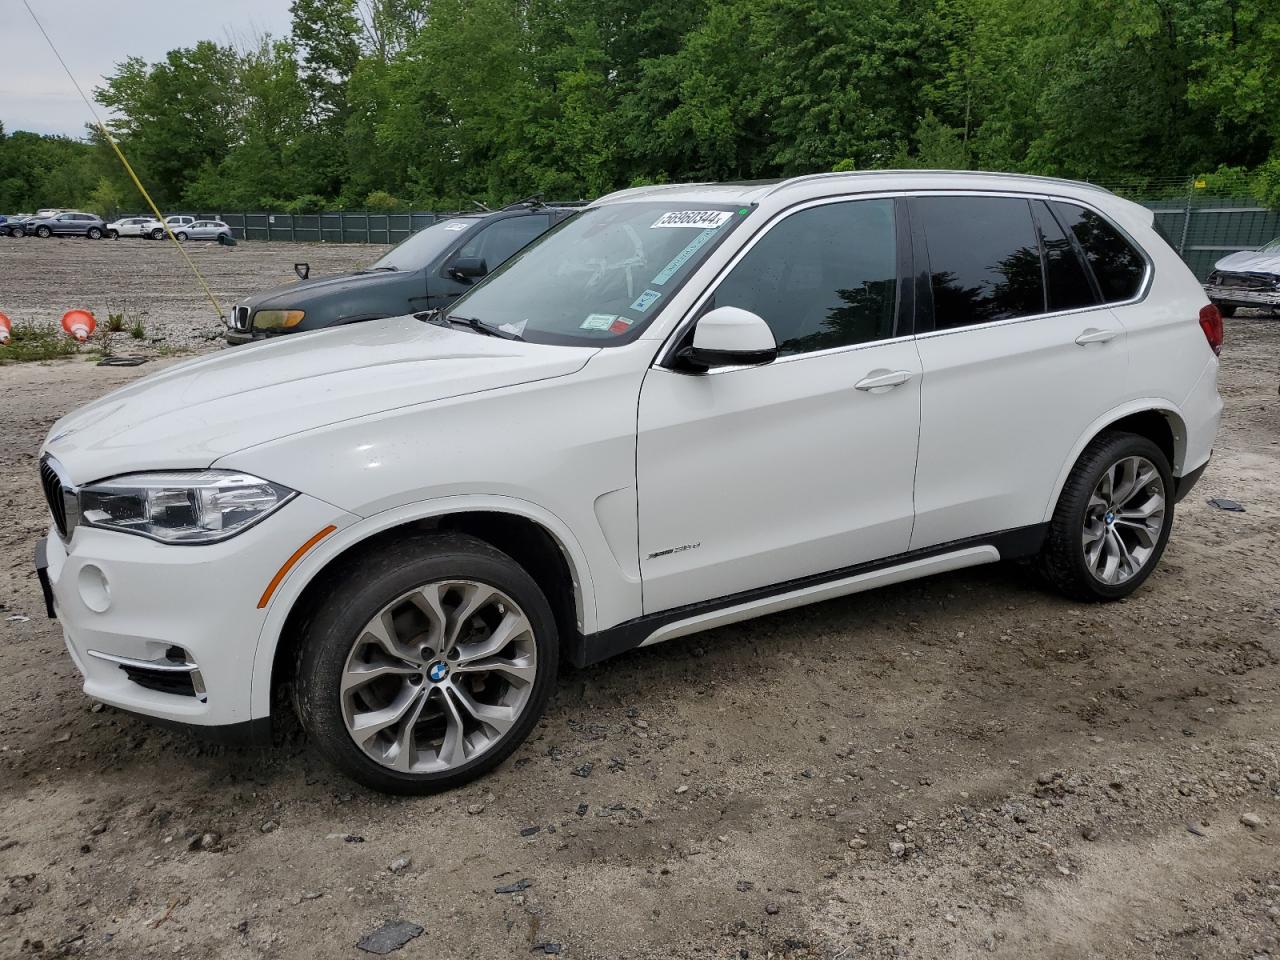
[36,171,1221,729]
[637,339,921,612]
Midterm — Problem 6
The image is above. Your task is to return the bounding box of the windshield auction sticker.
[651,228,720,285]
[651,210,733,229]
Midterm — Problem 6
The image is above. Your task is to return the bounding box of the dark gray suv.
[26,211,108,239]
[226,201,579,345]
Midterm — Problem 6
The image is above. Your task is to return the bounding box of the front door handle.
[1075,327,1118,345]
[854,369,914,392]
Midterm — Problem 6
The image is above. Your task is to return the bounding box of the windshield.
[1260,237,1280,254]
[372,217,477,271]
[445,202,748,345]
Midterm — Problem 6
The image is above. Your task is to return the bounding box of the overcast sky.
[1,0,294,137]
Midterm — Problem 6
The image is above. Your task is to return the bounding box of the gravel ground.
[0,248,1277,960]
[0,237,389,352]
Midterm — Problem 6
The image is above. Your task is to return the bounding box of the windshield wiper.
[445,315,524,341]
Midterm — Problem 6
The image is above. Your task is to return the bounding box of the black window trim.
[907,190,1153,338]
[655,191,918,372]
[1030,198,1102,310]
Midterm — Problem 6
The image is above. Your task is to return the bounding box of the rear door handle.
[854,369,914,392]
[1075,327,1118,345]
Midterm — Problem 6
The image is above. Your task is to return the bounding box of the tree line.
[2,0,1278,216]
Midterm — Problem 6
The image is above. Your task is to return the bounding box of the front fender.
[246,494,598,720]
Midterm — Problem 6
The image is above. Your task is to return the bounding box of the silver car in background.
[1204,237,1280,316]
[174,219,232,241]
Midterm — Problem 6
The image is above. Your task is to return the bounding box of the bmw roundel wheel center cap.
[427,660,450,683]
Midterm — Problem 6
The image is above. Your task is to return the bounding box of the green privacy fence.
[1145,197,1280,280]
[174,191,1279,281]
[190,211,450,244]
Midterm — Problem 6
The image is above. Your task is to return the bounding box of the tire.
[87,227,102,239]
[1036,431,1174,601]
[150,228,164,240]
[106,229,119,240]
[35,226,52,238]
[175,231,188,241]
[9,227,22,238]
[1218,304,1237,318]
[293,532,559,794]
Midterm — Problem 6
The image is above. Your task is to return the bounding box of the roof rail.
[763,169,1116,198]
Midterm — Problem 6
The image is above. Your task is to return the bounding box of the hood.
[43,315,598,483]
[1214,249,1280,274]
[242,268,409,311]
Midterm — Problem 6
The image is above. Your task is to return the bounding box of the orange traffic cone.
[62,309,96,342]
[0,313,10,345]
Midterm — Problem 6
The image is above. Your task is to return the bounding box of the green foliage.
[0,322,80,364]
[363,190,401,211]
[3,0,1280,213]
[129,319,147,340]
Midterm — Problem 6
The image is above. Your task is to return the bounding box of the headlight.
[79,471,295,544]
[253,309,305,330]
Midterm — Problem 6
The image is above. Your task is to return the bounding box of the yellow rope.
[22,0,226,322]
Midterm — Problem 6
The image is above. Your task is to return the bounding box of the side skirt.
[571,524,1047,668]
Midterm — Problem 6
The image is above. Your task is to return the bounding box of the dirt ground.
[0,250,1277,959]
[0,237,389,351]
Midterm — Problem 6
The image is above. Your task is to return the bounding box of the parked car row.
[0,211,231,241]
[37,171,1224,794]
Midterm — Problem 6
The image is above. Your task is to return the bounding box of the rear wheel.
[293,533,558,793]
[1036,432,1173,601]
[87,227,102,239]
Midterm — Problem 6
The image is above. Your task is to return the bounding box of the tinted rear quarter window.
[1032,200,1098,311]
[1050,201,1147,302]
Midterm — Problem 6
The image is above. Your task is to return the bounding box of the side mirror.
[449,256,488,280]
[677,306,777,371]
[294,262,310,280]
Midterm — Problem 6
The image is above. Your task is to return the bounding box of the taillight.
[1198,304,1223,356]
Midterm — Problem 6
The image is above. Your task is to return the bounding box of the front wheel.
[106,229,119,240]
[293,533,558,793]
[35,226,51,238]
[1036,432,1174,601]
[9,227,24,238]
[150,228,164,240]
[175,231,188,241]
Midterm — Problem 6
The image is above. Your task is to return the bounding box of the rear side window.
[1031,200,1097,311]
[915,196,1045,328]
[712,198,898,356]
[459,215,550,270]
[1050,201,1147,302]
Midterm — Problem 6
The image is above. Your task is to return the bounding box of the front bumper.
[1204,284,1280,307]
[36,492,354,734]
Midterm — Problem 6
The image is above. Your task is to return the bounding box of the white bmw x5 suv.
[35,171,1223,792]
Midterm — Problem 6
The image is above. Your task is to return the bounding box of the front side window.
[1050,201,1147,302]
[711,199,898,356]
[445,202,749,346]
[916,196,1046,328]
[455,215,550,271]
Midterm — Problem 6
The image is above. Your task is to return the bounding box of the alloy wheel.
[340,580,538,773]
[1081,455,1166,585]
